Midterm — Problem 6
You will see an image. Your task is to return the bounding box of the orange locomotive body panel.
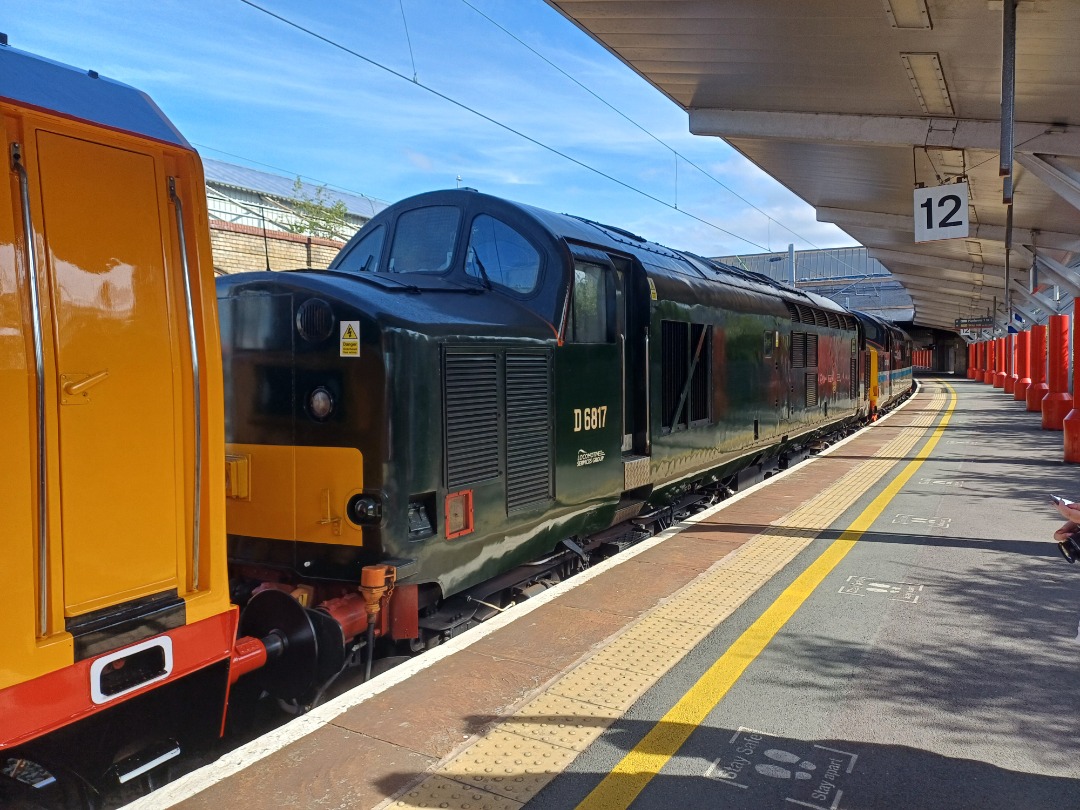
[0,44,235,782]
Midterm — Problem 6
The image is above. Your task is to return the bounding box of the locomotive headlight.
[308,387,334,421]
[347,494,382,525]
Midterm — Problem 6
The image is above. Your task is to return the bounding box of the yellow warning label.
[647,278,658,300]
[340,320,360,358]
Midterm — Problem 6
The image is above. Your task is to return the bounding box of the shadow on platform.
[377,716,1080,809]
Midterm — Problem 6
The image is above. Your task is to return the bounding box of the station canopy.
[546,0,1080,333]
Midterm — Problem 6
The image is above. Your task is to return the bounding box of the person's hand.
[1054,521,1078,544]
[1054,499,1080,523]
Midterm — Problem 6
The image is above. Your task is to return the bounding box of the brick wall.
[210,220,347,274]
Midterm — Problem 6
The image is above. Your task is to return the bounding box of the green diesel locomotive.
[217,189,906,702]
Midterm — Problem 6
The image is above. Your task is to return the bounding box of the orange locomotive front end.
[0,42,236,803]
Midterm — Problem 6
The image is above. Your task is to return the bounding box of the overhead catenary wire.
[458,0,836,256]
[457,0,878,283]
[398,0,418,82]
[236,0,771,252]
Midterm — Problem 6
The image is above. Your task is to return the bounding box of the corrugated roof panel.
[202,157,388,219]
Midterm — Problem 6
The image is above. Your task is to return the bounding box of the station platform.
[133,376,1080,810]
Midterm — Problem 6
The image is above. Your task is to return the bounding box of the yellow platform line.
[575,383,957,810]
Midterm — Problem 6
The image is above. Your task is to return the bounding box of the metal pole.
[1004,204,1012,318]
[1000,0,1016,180]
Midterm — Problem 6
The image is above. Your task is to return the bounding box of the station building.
[715,246,914,323]
[203,157,386,274]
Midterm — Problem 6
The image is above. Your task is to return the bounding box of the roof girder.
[816,207,1080,253]
[690,110,1080,158]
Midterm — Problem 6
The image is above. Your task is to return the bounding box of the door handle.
[62,369,109,398]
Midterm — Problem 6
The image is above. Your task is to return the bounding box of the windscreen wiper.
[471,251,493,290]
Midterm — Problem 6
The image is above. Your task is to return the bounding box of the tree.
[284,177,351,240]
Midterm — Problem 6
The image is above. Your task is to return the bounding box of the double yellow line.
[577,383,957,810]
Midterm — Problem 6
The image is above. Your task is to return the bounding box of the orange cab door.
[36,131,185,616]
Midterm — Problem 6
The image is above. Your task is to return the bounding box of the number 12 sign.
[914,182,969,242]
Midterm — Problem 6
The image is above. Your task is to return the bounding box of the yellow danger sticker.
[340,320,360,357]
[647,278,657,300]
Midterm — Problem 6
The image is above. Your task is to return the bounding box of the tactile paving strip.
[656,592,748,627]
[432,730,580,803]
[619,614,713,651]
[384,390,948,810]
[545,661,656,710]
[586,635,690,679]
[390,775,521,810]
[506,692,623,752]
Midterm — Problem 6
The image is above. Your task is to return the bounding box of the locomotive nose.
[218,287,378,556]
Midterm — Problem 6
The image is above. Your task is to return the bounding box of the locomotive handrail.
[168,177,203,592]
[11,143,50,637]
[644,329,651,453]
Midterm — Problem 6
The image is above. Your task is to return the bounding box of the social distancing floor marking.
[387,385,956,810]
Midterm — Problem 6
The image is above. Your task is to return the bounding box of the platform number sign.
[914,182,968,242]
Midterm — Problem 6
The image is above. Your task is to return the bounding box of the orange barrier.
[1005,334,1018,394]
[1026,324,1049,412]
[967,343,976,378]
[984,338,997,384]
[994,337,1007,388]
[1042,314,1072,430]
[1064,300,1080,462]
[1014,330,1031,402]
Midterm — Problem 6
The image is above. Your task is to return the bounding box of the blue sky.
[8,0,855,258]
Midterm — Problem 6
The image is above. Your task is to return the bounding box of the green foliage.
[284,177,351,239]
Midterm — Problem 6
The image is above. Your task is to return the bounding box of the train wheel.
[1,756,99,810]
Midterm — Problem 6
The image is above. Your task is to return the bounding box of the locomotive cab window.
[763,330,776,359]
[387,205,461,274]
[567,261,614,343]
[465,215,541,294]
[335,223,385,274]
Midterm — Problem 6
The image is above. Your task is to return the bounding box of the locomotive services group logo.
[576,449,605,467]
